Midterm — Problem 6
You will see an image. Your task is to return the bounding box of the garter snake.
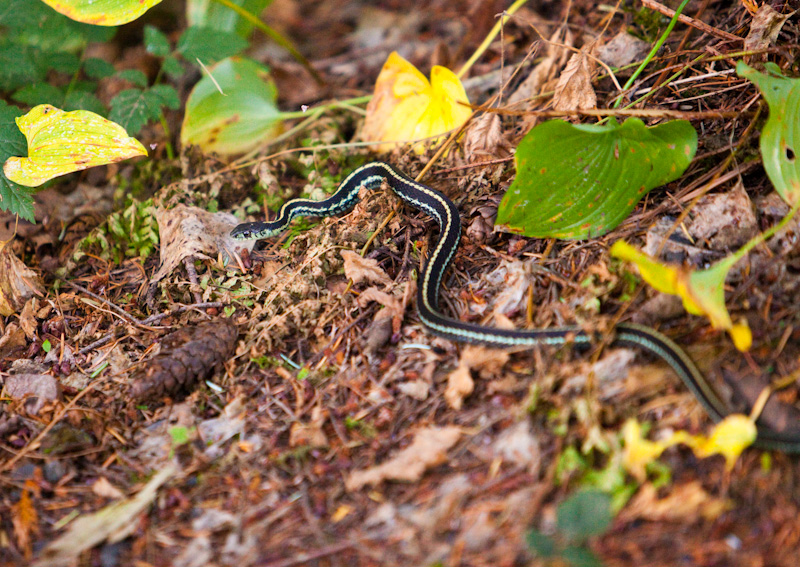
[232,161,800,452]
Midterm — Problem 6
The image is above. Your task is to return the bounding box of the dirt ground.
[3,1,800,566]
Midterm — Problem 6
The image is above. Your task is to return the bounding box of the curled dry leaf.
[341,250,392,286]
[463,113,510,162]
[445,345,509,410]
[289,406,329,448]
[152,205,242,283]
[619,481,730,523]
[345,425,463,490]
[744,4,795,56]
[552,48,597,111]
[0,239,45,317]
[509,28,573,105]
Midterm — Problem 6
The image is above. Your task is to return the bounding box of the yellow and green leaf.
[3,105,147,188]
[39,0,162,26]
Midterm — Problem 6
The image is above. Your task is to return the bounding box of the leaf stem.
[209,0,324,85]
[614,0,691,108]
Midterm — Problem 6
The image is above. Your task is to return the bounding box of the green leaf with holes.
[496,118,697,240]
[181,56,282,155]
[738,62,800,206]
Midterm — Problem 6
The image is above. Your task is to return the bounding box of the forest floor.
[3,0,800,566]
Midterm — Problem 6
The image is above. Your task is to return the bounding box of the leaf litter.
[4,2,800,567]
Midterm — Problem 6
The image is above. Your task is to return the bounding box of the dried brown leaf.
[445,363,474,410]
[619,481,731,523]
[0,239,45,317]
[744,5,795,54]
[152,205,242,283]
[345,426,463,490]
[342,250,392,286]
[509,28,573,105]
[553,49,597,111]
[463,113,509,162]
[596,31,650,68]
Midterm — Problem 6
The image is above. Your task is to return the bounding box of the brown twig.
[640,0,742,42]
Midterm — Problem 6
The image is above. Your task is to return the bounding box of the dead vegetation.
[3,1,800,566]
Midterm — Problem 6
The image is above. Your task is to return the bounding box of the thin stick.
[641,0,742,42]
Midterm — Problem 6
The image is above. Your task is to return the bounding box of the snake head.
[230,222,263,240]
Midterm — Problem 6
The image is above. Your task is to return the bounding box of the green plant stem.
[209,0,324,85]
[620,54,706,110]
[723,198,800,268]
[276,95,372,120]
[614,0,691,108]
[457,0,530,79]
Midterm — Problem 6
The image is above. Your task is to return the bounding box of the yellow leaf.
[3,105,147,188]
[610,240,752,351]
[690,414,757,470]
[621,419,669,481]
[39,0,162,26]
[362,52,471,153]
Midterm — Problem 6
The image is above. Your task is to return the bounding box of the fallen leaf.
[553,47,596,111]
[596,31,651,68]
[361,52,471,153]
[152,205,242,283]
[463,113,509,161]
[5,373,60,415]
[445,344,509,410]
[92,477,124,499]
[492,421,542,475]
[611,241,752,351]
[619,481,730,523]
[12,486,38,560]
[744,4,795,55]
[0,239,45,317]
[342,250,392,286]
[345,426,463,490]
[289,406,328,448]
[509,28,573,105]
[34,463,178,567]
[4,105,146,187]
[445,363,474,410]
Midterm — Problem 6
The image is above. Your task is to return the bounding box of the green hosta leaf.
[177,26,248,64]
[556,490,613,544]
[738,62,800,206]
[3,104,147,187]
[496,118,697,239]
[0,101,34,221]
[38,0,163,26]
[181,57,282,155]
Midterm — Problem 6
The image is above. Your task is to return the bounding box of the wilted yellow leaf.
[4,105,146,188]
[39,0,162,26]
[362,52,471,153]
[610,240,752,351]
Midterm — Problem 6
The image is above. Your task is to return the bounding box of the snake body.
[232,161,800,452]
